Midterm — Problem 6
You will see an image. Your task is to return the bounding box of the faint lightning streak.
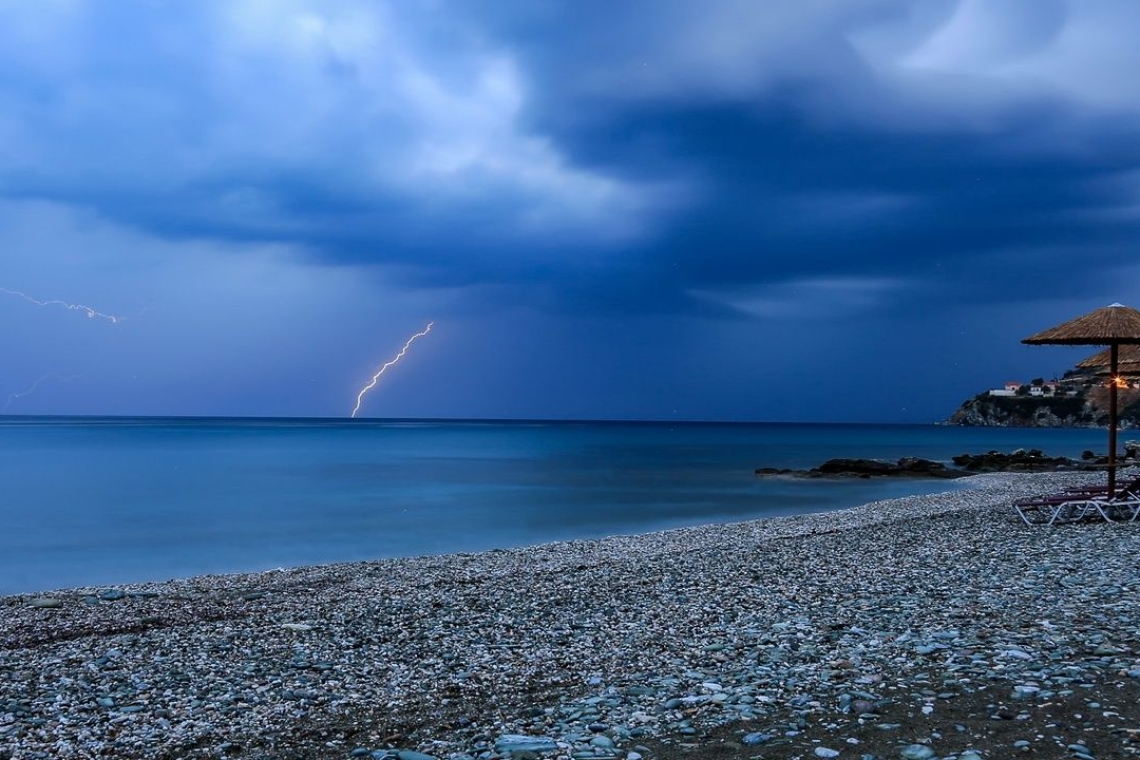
[0,287,124,323]
[4,371,87,412]
[351,322,434,418]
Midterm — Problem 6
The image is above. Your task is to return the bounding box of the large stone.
[758,457,965,479]
[495,735,560,755]
[951,449,1077,472]
[28,598,63,609]
[815,457,960,479]
[396,751,439,760]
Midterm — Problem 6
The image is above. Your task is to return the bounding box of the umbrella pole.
[1110,343,1119,496]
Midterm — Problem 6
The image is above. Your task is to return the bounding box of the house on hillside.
[988,381,1022,397]
[988,379,1063,397]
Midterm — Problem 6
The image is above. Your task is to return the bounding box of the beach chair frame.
[1085,495,1140,523]
[1013,471,1140,526]
[1014,498,1097,526]
[1014,492,1140,525]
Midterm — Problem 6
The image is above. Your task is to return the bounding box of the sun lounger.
[1085,493,1140,523]
[1013,475,1140,525]
[1013,496,1098,526]
[1060,474,1140,497]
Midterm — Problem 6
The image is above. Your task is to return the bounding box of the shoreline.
[3,470,1140,759]
[1,476,972,601]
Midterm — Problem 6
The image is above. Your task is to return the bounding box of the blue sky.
[2,0,1139,422]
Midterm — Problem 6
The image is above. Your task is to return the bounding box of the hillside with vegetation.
[947,356,1140,428]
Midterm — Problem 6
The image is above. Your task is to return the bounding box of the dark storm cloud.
[617,100,1140,305]
[473,0,1140,313]
[3,1,1140,318]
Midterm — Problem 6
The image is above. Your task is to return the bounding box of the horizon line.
[0,412,945,427]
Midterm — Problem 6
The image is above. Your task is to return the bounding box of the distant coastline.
[946,389,1140,428]
[947,353,1140,428]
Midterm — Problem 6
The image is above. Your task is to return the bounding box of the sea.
[0,417,1113,595]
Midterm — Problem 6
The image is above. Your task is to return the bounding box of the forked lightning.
[351,322,434,418]
[0,287,124,323]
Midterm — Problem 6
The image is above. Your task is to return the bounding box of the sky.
[2,0,1140,423]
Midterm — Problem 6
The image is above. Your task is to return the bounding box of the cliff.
[947,385,1140,428]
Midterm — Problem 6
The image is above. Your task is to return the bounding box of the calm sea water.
[0,417,1111,595]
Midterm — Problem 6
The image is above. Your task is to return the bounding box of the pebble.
[899,745,935,760]
[1011,685,1040,699]
[741,732,772,745]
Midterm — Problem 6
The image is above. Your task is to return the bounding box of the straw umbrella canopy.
[1077,344,1140,375]
[1023,303,1140,495]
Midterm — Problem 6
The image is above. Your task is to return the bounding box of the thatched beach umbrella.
[1077,344,1140,375]
[1023,303,1140,495]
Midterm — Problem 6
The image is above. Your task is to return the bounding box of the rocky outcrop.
[757,457,965,479]
[755,448,1128,479]
[946,395,1103,428]
[946,383,1140,428]
[950,449,1080,472]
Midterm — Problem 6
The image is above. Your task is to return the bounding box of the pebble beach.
[4,470,1140,760]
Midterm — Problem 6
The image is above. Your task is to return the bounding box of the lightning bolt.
[4,371,88,412]
[0,287,124,323]
[351,322,434,418]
